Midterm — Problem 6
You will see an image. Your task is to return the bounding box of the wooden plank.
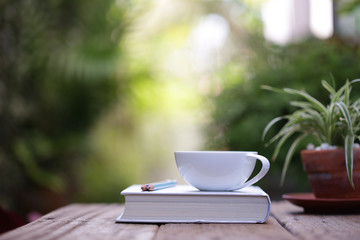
[5,202,360,240]
[0,204,158,240]
[154,216,297,240]
[271,201,360,240]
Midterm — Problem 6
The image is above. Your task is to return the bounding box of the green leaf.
[303,107,326,132]
[321,80,336,96]
[290,101,313,110]
[271,129,296,161]
[261,85,284,94]
[350,78,360,84]
[262,116,287,141]
[284,88,327,113]
[345,134,355,188]
[335,102,353,133]
[266,124,296,146]
[325,103,336,144]
[338,0,360,14]
[353,99,360,107]
[344,80,350,106]
[331,83,347,104]
[280,134,307,186]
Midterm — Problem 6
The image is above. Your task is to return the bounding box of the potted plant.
[262,79,360,198]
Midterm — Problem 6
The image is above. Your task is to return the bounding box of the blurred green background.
[1,0,360,226]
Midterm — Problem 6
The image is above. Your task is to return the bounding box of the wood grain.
[3,202,360,240]
[271,201,360,240]
[0,204,158,240]
[154,216,297,240]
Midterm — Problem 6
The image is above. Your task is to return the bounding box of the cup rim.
[175,151,258,154]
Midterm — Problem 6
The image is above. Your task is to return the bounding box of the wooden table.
[1,201,360,240]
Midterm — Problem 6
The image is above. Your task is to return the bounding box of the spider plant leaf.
[345,134,355,188]
[325,103,336,144]
[352,106,360,127]
[335,102,353,133]
[322,80,336,96]
[350,78,360,84]
[262,116,287,141]
[261,85,285,94]
[353,99,360,107]
[329,73,336,88]
[331,83,347,104]
[266,123,296,146]
[280,134,307,186]
[344,80,350,106]
[284,88,327,113]
[271,129,296,161]
[290,101,313,110]
[300,107,327,137]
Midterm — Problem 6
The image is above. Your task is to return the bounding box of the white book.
[116,184,271,224]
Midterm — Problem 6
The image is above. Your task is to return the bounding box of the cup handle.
[232,153,270,190]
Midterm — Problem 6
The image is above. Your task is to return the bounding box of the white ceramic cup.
[175,151,270,191]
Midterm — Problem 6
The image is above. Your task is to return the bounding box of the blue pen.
[141,179,177,191]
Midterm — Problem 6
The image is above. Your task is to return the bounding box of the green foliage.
[0,0,125,215]
[263,80,360,186]
[208,37,360,189]
[337,0,360,14]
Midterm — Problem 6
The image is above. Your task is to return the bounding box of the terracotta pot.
[301,148,360,199]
